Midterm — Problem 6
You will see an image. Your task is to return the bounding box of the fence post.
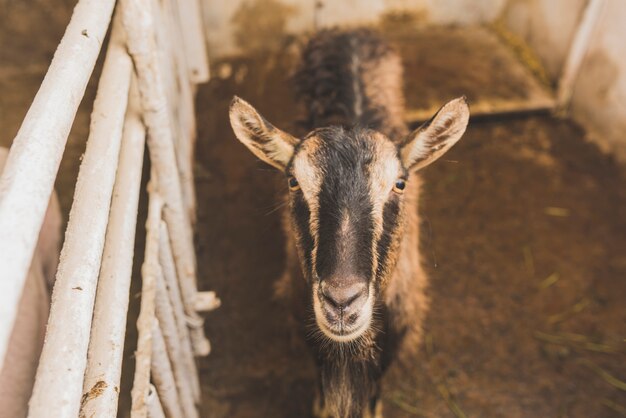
[28,10,132,417]
[80,78,146,417]
[0,0,115,366]
[120,0,210,356]
[131,181,163,418]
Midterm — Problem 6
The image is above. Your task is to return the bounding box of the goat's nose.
[320,281,368,314]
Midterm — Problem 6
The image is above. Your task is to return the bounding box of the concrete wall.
[501,0,626,160]
[199,0,626,159]
[201,0,507,58]
[500,0,587,81]
[569,1,626,160]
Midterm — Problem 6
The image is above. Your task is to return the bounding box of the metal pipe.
[164,0,198,221]
[151,321,185,418]
[28,10,132,417]
[155,270,199,418]
[195,291,221,313]
[120,0,210,356]
[556,0,607,112]
[173,0,210,83]
[0,0,115,367]
[158,222,201,403]
[131,180,163,418]
[80,78,146,417]
[147,385,167,418]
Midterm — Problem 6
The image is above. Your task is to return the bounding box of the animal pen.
[0,0,219,416]
[2,0,626,417]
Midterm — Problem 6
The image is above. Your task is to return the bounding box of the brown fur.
[382,180,429,360]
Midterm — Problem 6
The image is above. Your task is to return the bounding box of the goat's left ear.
[399,96,470,172]
[229,96,299,171]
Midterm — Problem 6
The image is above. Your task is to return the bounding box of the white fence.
[0,0,218,416]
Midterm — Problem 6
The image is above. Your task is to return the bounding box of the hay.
[436,382,468,418]
[538,272,560,290]
[533,331,620,354]
[578,359,626,391]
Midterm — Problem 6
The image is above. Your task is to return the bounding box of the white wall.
[569,1,626,160]
[500,0,587,81]
[502,0,626,159]
[201,0,506,58]
[200,0,626,159]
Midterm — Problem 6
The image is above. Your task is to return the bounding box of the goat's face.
[229,96,469,343]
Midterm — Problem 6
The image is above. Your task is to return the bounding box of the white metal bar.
[158,222,201,403]
[152,0,178,117]
[0,0,115,366]
[147,385,167,418]
[166,0,197,146]
[131,181,163,418]
[152,0,197,222]
[164,0,198,221]
[556,0,606,111]
[28,11,132,417]
[195,291,221,313]
[173,0,210,83]
[155,270,199,418]
[120,0,210,356]
[80,78,146,417]
[151,321,185,418]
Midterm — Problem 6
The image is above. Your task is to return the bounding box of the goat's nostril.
[320,286,340,309]
[320,281,367,311]
[321,292,339,309]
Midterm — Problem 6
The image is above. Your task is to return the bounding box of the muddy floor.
[194,29,626,418]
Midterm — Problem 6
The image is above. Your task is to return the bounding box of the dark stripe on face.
[292,193,315,280]
[375,196,401,285]
[314,128,375,282]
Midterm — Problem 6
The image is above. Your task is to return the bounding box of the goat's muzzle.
[314,278,372,342]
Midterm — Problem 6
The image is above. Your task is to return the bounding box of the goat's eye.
[288,177,300,191]
[393,179,406,194]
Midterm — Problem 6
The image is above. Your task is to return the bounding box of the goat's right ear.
[229,96,299,171]
[399,97,470,172]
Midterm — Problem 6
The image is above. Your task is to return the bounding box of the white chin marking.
[317,315,371,343]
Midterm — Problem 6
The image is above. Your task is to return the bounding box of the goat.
[229,28,469,418]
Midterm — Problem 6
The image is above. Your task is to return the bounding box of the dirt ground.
[2,3,626,417]
[194,27,626,418]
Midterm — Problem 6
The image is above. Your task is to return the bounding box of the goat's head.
[229,96,469,343]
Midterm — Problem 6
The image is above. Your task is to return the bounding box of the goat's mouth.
[316,314,372,342]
